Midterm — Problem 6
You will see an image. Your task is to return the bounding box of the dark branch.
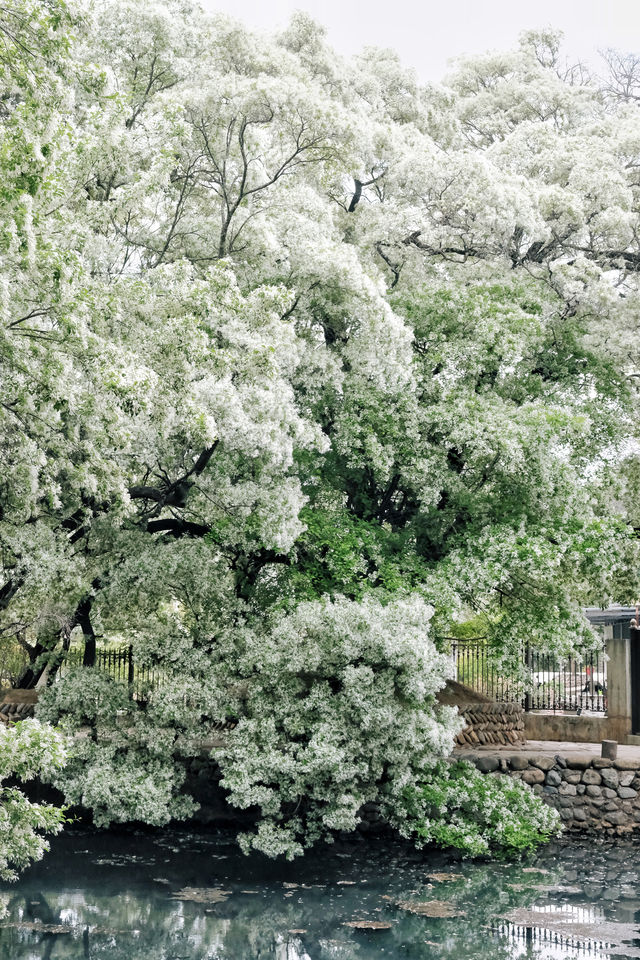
[129,440,219,509]
[146,518,211,538]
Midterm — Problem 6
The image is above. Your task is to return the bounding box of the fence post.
[605,624,632,741]
[630,625,640,736]
[127,645,134,686]
[524,643,532,713]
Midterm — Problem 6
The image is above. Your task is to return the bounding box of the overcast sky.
[200,0,640,83]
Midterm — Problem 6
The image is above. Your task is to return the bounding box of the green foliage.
[279,506,429,604]
[396,760,562,859]
[0,719,67,880]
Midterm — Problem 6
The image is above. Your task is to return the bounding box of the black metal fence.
[58,646,164,700]
[57,640,608,715]
[451,640,607,714]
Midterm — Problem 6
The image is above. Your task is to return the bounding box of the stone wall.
[0,689,37,724]
[523,712,631,745]
[466,751,640,834]
[185,748,640,836]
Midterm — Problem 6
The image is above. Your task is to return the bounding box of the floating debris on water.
[171,887,231,903]
[396,899,466,918]
[343,920,392,930]
[0,923,72,935]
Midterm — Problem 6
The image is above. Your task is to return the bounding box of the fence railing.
[58,646,164,700]
[56,640,607,715]
[451,640,607,714]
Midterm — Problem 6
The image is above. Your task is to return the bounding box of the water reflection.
[497,904,612,960]
[0,830,639,960]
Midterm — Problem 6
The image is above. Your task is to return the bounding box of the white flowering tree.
[0,720,66,880]
[1,0,639,851]
[218,596,460,858]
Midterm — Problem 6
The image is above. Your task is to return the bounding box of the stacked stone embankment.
[437,680,526,746]
[455,701,525,747]
[0,689,37,724]
[464,751,640,834]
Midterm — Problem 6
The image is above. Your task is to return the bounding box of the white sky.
[200,0,640,82]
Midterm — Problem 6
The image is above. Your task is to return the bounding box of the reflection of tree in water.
[0,841,569,960]
[0,890,66,960]
[4,835,640,960]
[0,891,204,960]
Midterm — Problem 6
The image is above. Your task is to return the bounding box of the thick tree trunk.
[76,596,96,667]
[16,630,59,689]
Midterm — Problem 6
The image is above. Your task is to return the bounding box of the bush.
[0,719,67,880]
[36,612,559,864]
[37,669,196,827]
[394,759,562,858]
[218,594,462,859]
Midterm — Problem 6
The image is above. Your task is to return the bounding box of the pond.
[1,829,640,960]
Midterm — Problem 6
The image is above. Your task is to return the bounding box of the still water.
[1,829,640,960]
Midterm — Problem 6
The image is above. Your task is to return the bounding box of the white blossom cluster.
[0,720,67,880]
[218,596,461,858]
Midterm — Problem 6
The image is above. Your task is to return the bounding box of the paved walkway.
[455,739,640,759]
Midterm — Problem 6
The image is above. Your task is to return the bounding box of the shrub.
[218,595,462,859]
[37,669,195,827]
[0,719,67,880]
[394,759,562,858]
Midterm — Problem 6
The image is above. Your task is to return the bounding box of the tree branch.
[129,440,219,509]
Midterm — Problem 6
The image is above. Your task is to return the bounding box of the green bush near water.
[395,760,562,858]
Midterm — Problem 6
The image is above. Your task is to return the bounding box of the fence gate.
[451,640,608,714]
